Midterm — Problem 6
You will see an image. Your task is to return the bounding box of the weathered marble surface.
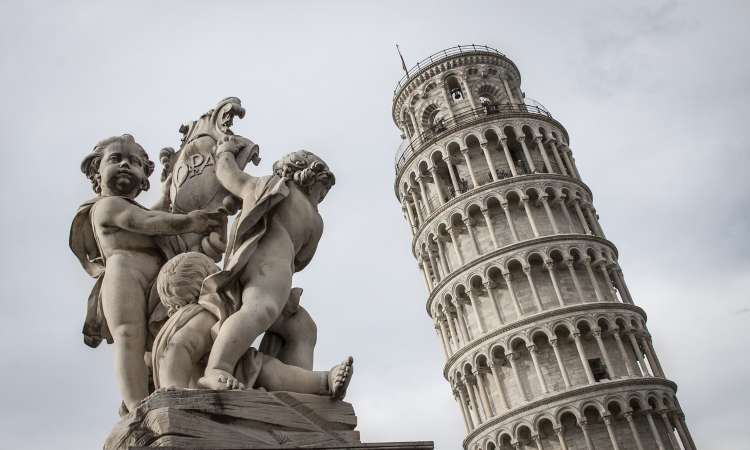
[105,389,360,449]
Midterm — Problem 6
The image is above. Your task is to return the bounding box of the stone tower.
[391,45,696,450]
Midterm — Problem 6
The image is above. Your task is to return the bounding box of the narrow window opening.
[588,358,609,381]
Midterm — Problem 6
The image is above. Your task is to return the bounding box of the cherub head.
[80,134,155,197]
[272,150,335,204]
[156,252,219,316]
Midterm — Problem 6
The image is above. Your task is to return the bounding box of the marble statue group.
[69,97,353,415]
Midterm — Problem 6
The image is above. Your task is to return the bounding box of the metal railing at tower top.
[395,103,552,174]
[394,44,506,95]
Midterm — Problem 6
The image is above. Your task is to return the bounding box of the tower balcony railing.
[395,103,553,174]
[394,44,506,95]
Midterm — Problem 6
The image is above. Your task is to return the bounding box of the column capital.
[460,147,470,155]
[581,255,592,265]
[550,338,559,347]
[553,425,564,435]
[593,327,603,337]
[463,216,477,227]
[500,200,510,209]
[502,271,512,282]
[484,280,498,289]
[499,135,508,144]
[624,411,635,422]
[527,344,538,354]
[543,259,555,270]
[573,331,583,339]
[516,134,526,143]
[522,264,532,274]
[602,414,614,425]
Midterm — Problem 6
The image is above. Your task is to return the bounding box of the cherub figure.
[69,134,223,411]
[151,252,352,398]
[197,136,341,390]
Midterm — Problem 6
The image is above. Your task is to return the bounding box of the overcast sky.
[0,1,748,449]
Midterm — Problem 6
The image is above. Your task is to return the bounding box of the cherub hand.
[187,209,226,234]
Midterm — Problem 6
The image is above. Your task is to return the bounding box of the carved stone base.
[105,389,364,449]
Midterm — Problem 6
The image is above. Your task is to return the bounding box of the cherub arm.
[215,136,260,200]
[96,196,221,236]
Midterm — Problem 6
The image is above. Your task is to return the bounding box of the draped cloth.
[68,196,179,348]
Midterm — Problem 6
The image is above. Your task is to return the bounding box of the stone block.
[105,389,365,449]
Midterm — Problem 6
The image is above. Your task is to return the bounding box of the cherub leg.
[101,280,148,411]
[200,261,293,390]
[255,355,354,399]
[269,306,317,370]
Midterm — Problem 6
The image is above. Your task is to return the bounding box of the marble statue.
[69,98,353,418]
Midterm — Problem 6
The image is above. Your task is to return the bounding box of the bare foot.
[198,369,245,390]
[328,356,353,400]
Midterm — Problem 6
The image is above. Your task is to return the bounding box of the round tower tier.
[391,45,696,450]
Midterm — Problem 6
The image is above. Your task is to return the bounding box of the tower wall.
[391,45,695,450]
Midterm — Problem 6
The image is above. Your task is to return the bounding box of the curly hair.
[272,150,335,200]
[156,252,219,316]
[80,134,155,194]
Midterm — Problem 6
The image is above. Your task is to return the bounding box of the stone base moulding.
[106,389,432,450]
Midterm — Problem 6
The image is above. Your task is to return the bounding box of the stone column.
[615,268,635,304]
[540,194,560,234]
[544,259,566,306]
[573,199,592,235]
[564,258,586,303]
[444,309,460,351]
[464,217,481,256]
[441,87,456,120]
[624,412,646,450]
[609,266,630,304]
[475,369,495,418]
[523,264,544,311]
[454,389,471,432]
[481,208,500,249]
[548,139,568,176]
[558,194,575,232]
[627,331,648,376]
[456,386,475,430]
[427,247,442,282]
[593,328,615,379]
[646,410,667,450]
[436,238,451,276]
[503,271,524,317]
[485,280,505,324]
[521,195,540,237]
[527,344,549,394]
[416,176,432,214]
[437,319,452,356]
[532,435,544,450]
[560,146,581,179]
[507,352,528,401]
[454,303,471,343]
[518,135,537,173]
[429,165,448,205]
[417,258,433,291]
[499,137,518,176]
[466,290,485,334]
[535,136,553,173]
[402,202,416,233]
[578,420,595,450]
[602,414,622,450]
[461,147,479,188]
[409,188,425,224]
[573,332,595,384]
[444,155,461,196]
[448,227,465,266]
[597,262,617,302]
[550,338,571,388]
[585,205,606,238]
[466,378,485,423]
[501,200,520,242]
[554,426,569,450]
[612,328,636,376]
[480,141,498,182]
[660,411,681,450]
[488,362,509,411]
[434,323,449,359]
[642,334,665,377]
[582,256,605,302]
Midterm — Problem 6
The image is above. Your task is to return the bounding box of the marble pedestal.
[105,389,432,450]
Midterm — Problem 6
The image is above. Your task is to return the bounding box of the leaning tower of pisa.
[392,45,697,450]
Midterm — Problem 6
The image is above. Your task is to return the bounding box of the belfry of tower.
[391,45,696,450]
